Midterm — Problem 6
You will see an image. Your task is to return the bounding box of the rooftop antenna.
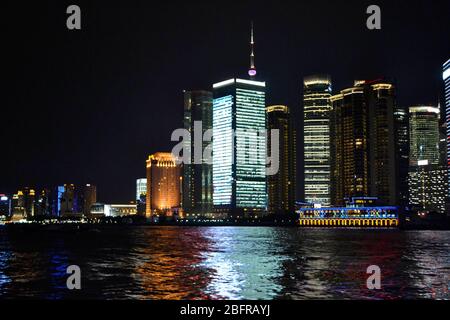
[248,21,257,78]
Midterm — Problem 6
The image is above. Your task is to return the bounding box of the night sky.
[3,0,450,203]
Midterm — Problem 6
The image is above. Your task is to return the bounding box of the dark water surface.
[0,226,449,299]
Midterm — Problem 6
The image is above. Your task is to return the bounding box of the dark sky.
[3,0,450,203]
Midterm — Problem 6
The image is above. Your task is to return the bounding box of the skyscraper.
[408,105,446,213]
[267,105,296,216]
[212,78,267,218]
[146,152,181,218]
[83,184,97,216]
[444,58,450,198]
[211,23,267,219]
[394,106,410,206]
[366,81,398,206]
[330,84,368,206]
[303,75,332,206]
[0,194,11,217]
[136,178,147,201]
[182,90,213,217]
[60,184,77,216]
[330,80,398,206]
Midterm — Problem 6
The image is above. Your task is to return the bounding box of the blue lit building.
[212,78,267,218]
[51,186,65,217]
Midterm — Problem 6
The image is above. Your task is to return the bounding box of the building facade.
[267,105,296,216]
[136,178,147,201]
[212,78,267,218]
[444,59,450,198]
[303,75,332,206]
[408,105,446,213]
[394,106,410,206]
[0,194,11,217]
[366,81,398,206]
[145,152,181,218]
[330,84,369,206]
[182,90,213,217]
[330,80,398,206]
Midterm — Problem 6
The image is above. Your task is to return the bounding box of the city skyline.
[3,1,450,203]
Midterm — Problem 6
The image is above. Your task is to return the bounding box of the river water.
[0,226,449,299]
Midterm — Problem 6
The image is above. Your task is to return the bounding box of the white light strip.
[213,79,235,88]
[443,68,450,81]
[410,106,440,114]
[236,78,266,87]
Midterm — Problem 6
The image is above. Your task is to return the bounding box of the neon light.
[236,78,265,87]
[213,79,235,89]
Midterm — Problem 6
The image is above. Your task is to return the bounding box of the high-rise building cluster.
[139,25,449,220]
[1,25,448,222]
[0,184,97,221]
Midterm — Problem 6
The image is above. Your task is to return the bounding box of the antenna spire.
[248,21,257,77]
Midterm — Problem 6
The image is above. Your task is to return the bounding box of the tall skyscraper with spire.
[212,22,267,218]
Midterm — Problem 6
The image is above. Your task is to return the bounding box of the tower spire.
[248,21,257,77]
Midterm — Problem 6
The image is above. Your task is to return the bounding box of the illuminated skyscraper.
[408,105,446,213]
[83,184,97,216]
[366,81,398,205]
[60,184,77,216]
[330,80,398,206]
[303,75,332,206]
[267,105,296,216]
[136,178,147,201]
[212,78,266,218]
[182,90,213,217]
[444,58,450,197]
[330,84,368,206]
[146,152,181,217]
[0,194,11,217]
[211,24,267,218]
[394,106,409,206]
[36,189,52,216]
[51,185,65,216]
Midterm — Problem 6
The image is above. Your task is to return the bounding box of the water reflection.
[0,227,448,299]
[199,227,285,299]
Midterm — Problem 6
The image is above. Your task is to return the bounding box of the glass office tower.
[267,105,297,216]
[136,178,147,201]
[212,78,266,218]
[330,80,399,206]
[303,75,332,206]
[408,105,446,213]
[182,90,213,217]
